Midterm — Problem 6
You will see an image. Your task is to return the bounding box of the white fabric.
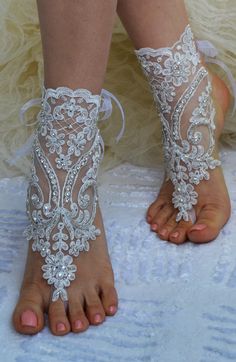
[0,149,236,361]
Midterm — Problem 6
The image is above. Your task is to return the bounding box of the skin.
[12,0,231,336]
[13,207,118,335]
[147,73,231,244]
[117,0,231,244]
[13,0,118,336]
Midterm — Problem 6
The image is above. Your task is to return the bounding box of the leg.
[13,0,118,336]
[117,0,231,243]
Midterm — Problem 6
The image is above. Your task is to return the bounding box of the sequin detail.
[135,25,221,222]
[24,87,103,301]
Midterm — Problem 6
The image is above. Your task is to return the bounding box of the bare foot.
[147,73,232,244]
[12,88,118,336]
[12,205,118,335]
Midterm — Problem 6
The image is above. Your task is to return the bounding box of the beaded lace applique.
[135,25,221,222]
[24,87,103,302]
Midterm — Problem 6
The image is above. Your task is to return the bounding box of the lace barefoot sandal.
[19,87,124,302]
[135,24,235,223]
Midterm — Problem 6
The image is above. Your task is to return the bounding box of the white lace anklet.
[24,86,103,302]
[135,24,221,222]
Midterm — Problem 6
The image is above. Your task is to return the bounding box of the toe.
[150,204,174,232]
[158,212,178,241]
[84,288,106,325]
[187,204,230,243]
[169,219,193,244]
[147,180,173,224]
[12,283,45,335]
[100,283,118,316]
[147,200,163,224]
[68,295,89,333]
[48,299,71,336]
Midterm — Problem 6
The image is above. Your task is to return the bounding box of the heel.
[211,72,231,115]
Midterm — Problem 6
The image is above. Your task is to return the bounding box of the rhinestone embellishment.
[24,87,103,301]
[135,25,221,222]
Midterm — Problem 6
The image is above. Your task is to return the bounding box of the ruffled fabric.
[0,0,236,178]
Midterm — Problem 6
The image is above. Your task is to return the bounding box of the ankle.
[134,24,222,222]
[24,85,104,303]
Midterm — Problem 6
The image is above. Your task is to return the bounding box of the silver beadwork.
[135,25,221,222]
[24,86,103,302]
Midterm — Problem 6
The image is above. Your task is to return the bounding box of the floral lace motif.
[135,25,221,222]
[24,87,103,301]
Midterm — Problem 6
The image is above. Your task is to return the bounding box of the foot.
[147,73,232,244]
[12,205,118,335]
[13,86,118,335]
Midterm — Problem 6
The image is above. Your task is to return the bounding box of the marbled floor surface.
[0,149,236,362]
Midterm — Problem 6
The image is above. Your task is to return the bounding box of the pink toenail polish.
[94,314,102,323]
[159,229,167,237]
[21,310,37,327]
[57,322,66,332]
[171,231,179,238]
[190,224,207,232]
[75,320,83,329]
[109,306,117,314]
[151,224,158,231]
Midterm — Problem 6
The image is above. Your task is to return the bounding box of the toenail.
[57,322,66,332]
[75,320,83,329]
[171,231,179,238]
[190,224,207,232]
[109,306,117,314]
[151,224,158,231]
[94,314,102,323]
[21,310,37,327]
[159,228,167,237]
[147,215,152,223]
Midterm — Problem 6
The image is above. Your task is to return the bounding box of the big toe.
[12,284,45,335]
[187,204,230,243]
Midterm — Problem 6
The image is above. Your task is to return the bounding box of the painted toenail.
[151,224,158,231]
[57,322,66,332]
[190,224,207,232]
[159,229,167,237]
[21,310,37,327]
[75,320,83,329]
[147,215,152,223]
[109,306,117,314]
[94,314,102,323]
[171,231,179,238]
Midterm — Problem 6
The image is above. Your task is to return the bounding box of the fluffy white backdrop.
[0,0,236,178]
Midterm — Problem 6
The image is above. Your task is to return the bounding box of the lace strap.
[8,88,125,166]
